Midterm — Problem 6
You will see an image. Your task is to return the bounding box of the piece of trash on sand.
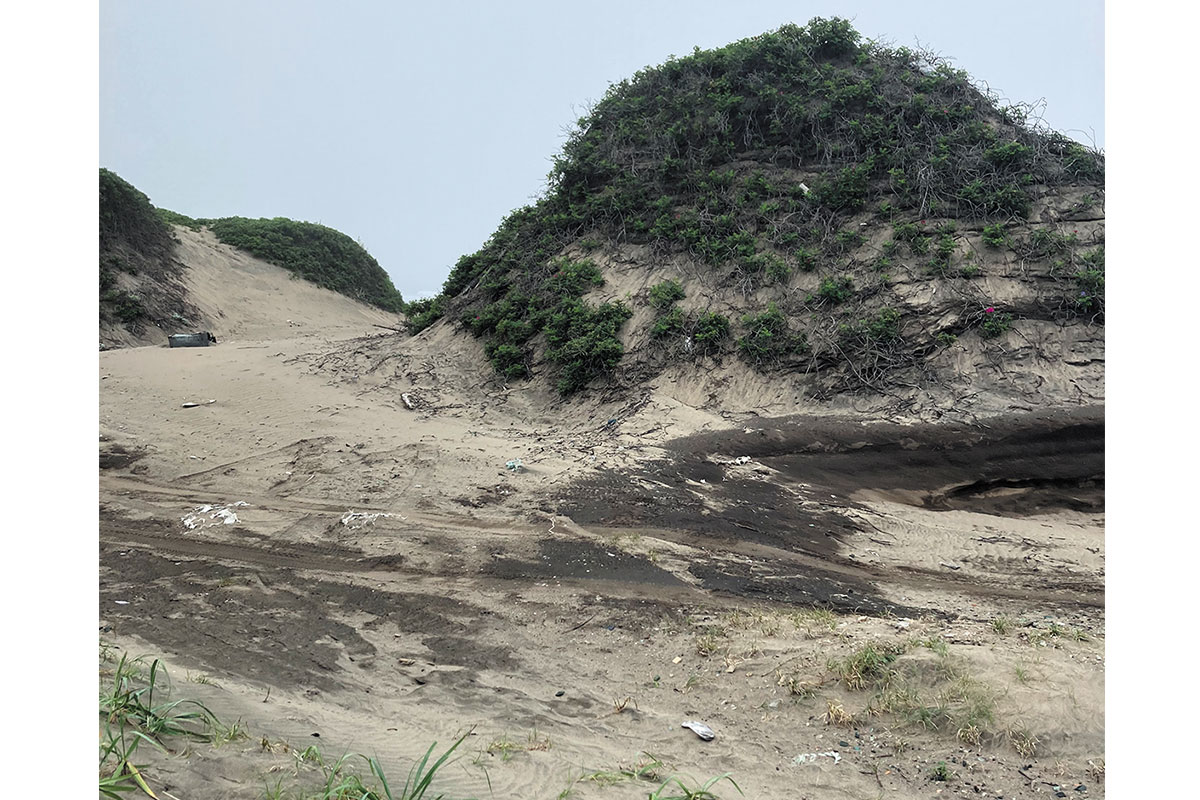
[401,393,415,410]
[114,600,130,605]
[181,399,216,408]
[506,459,524,472]
[939,561,962,571]
[341,511,393,529]
[182,501,248,530]
[681,721,715,741]
[793,751,841,765]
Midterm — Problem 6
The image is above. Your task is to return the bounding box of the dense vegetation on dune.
[199,217,405,313]
[99,168,178,325]
[410,18,1103,395]
[99,169,405,326]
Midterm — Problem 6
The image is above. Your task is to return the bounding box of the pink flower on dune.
[985,307,995,313]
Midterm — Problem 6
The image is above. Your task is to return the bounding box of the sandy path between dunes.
[99,256,1104,799]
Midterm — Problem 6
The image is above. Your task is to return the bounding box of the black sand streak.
[688,561,926,618]
[482,539,687,587]
[554,408,1103,616]
[672,407,1104,514]
[100,514,515,691]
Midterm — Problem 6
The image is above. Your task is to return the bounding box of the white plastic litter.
[506,459,524,472]
[792,751,841,765]
[340,511,393,529]
[715,455,753,466]
[181,501,248,530]
[681,721,716,741]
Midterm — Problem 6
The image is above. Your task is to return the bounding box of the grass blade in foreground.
[396,734,469,799]
[649,772,743,800]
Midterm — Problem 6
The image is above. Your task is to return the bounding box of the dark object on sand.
[169,332,218,347]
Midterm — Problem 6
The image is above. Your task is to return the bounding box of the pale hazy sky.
[100,1,1104,300]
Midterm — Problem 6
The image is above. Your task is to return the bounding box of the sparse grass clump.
[99,726,159,799]
[295,736,468,800]
[915,635,949,658]
[100,649,466,800]
[822,698,855,726]
[1024,621,1093,646]
[649,772,743,800]
[694,632,722,657]
[580,753,665,788]
[1020,227,1078,259]
[957,723,982,746]
[928,760,955,781]
[790,607,839,636]
[828,643,902,690]
[776,671,819,698]
[1007,728,1041,758]
[527,726,553,752]
[486,735,522,762]
[100,654,221,745]
[99,653,229,798]
[484,727,553,763]
[823,637,1004,749]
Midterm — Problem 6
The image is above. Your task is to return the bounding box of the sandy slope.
[100,226,401,348]
[99,241,1104,799]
